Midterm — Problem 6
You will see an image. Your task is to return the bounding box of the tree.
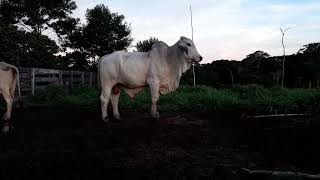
[0,0,77,35]
[66,51,90,71]
[0,0,21,26]
[243,50,270,70]
[84,4,132,58]
[298,43,320,58]
[0,0,78,69]
[294,42,320,87]
[64,4,133,68]
[243,50,270,61]
[177,40,320,88]
[63,4,133,70]
[136,37,159,52]
[51,16,80,40]
[0,25,59,68]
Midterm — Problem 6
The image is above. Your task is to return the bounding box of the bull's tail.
[97,58,101,92]
[5,64,22,110]
[96,57,102,119]
[10,65,21,102]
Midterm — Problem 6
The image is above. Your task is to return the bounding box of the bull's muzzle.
[190,56,203,64]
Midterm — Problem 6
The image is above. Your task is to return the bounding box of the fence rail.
[17,67,98,96]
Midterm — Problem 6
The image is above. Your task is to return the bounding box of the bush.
[27,86,66,104]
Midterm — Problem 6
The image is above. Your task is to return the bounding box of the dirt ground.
[0,106,320,180]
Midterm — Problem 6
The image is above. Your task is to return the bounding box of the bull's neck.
[166,44,191,85]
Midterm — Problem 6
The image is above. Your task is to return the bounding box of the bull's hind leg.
[110,86,121,120]
[2,90,13,133]
[100,87,112,123]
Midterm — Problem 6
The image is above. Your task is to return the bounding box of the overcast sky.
[67,0,320,63]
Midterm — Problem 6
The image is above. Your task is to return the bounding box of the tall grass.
[25,85,99,109]
[19,84,320,114]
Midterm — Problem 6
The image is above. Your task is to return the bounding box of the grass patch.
[5,84,320,114]
[25,85,99,110]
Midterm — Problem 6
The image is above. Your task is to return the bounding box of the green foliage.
[63,4,133,70]
[242,50,270,63]
[64,4,133,57]
[0,0,77,35]
[84,4,133,56]
[51,16,80,38]
[0,0,78,69]
[23,85,320,114]
[181,44,320,88]
[27,86,66,104]
[298,43,320,57]
[26,85,99,109]
[0,0,319,83]
[136,37,159,52]
[65,51,91,71]
[0,25,59,68]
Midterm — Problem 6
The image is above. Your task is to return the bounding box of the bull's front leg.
[149,83,160,119]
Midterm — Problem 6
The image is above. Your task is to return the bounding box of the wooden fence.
[17,67,98,96]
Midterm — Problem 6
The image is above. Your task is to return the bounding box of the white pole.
[190,5,196,87]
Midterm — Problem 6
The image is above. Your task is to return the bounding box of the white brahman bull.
[98,36,202,122]
[0,62,20,133]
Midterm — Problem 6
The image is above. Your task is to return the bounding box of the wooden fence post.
[31,68,35,95]
[309,81,312,89]
[89,72,93,86]
[59,70,63,85]
[70,70,74,88]
[18,67,96,95]
[81,72,85,84]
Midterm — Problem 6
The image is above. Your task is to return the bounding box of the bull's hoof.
[102,116,109,123]
[114,114,121,121]
[1,125,14,134]
[112,118,121,123]
[151,112,160,120]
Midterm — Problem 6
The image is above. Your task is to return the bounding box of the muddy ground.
[0,106,320,179]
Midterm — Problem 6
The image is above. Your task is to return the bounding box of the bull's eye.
[187,43,191,47]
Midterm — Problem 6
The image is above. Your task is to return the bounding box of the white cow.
[98,36,202,122]
[0,62,21,133]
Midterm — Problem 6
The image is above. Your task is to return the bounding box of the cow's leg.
[2,91,13,133]
[100,87,112,123]
[110,87,121,120]
[149,83,160,119]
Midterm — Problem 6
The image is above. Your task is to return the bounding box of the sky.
[65,0,320,63]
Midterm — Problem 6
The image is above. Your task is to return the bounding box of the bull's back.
[99,51,150,87]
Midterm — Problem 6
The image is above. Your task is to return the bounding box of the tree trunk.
[280,27,290,88]
[225,66,234,87]
[281,33,285,88]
